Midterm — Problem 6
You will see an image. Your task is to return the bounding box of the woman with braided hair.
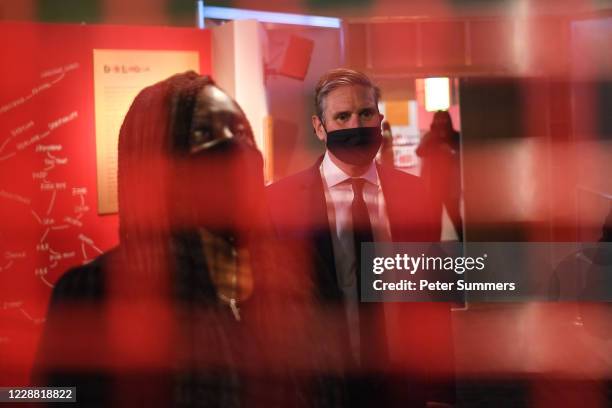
[32,72,285,407]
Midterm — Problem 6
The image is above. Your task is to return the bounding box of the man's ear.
[312,115,326,142]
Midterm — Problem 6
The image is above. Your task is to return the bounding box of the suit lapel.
[300,160,342,301]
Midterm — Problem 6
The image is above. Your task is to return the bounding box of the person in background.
[416,110,463,242]
[266,68,455,408]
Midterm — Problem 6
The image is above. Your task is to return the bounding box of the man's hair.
[314,68,381,123]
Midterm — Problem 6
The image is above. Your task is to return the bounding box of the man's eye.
[337,113,350,121]
[361,110,375,120]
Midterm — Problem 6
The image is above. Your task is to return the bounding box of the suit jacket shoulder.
[266,164,319,202]
[266,164,329,237]
[377,164,442,242]
[377,164,428,196]
[267,163,441,242]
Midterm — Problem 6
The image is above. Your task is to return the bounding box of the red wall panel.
[0,22,211,385]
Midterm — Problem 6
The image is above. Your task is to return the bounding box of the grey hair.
[314,68,381,123]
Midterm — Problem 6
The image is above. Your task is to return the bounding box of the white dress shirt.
[319,152,391,363]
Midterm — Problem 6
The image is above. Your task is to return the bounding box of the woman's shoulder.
[49,248,120,304]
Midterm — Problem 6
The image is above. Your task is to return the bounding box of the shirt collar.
[321,151,379,188]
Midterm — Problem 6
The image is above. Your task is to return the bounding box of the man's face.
[312,84,383,142]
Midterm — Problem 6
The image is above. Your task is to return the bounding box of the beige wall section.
[211,20,269,161]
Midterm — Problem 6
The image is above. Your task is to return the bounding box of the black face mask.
[325,126,382,166]
[171,138,265,236]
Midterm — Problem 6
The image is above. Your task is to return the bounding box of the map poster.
[93,49,200,214]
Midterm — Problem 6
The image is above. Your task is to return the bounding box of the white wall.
[211,20,269,155]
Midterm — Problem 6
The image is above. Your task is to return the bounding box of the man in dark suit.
[266,68,454,407]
